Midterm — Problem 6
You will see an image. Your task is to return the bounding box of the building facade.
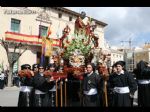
[0,7,107,72]
[124,50,134,72]
[110,49,124,66]
[134,49,150,67]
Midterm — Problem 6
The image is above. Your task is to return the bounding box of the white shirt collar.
[117,70,124,75]
[87,71,93,77]
[40,73,44,76]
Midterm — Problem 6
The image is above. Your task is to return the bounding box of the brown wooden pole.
[104,80,108,107]
[65,78,67,107]
[55,80,58,107]
[79,79,82,106]
[60,80,63,107]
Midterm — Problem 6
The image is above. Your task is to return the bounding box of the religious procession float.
[45,11,111,106]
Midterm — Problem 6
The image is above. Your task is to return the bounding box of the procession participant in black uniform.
[135,60,150,107]
[107,63,117,106]
[110,63,117,75]
[82,63,104,106]
[32,64,39,75]
[33,64,55,107]
[108,61,137,107]
[47,63,58,107]
[18,64,34,107]
[30,64,39,106]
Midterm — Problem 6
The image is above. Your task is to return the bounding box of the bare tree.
[0,38,27,87]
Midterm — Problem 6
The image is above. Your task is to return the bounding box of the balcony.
[5,31,60,47]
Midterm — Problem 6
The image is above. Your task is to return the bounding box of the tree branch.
[0,39,10,64]
[0,39,8,52]
[12,47,27,65]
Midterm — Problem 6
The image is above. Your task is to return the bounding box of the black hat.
[21,64,31,70]
[112,63,117,68]
[136,60,147,72]
[32,64,39,69]
[38,64,45,68]
[115,61,126,67]
[48,63,56,68]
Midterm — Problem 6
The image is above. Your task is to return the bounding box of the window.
[69,16,72,21]
[39,25,48,37]
[58,13,62,18]
[11,18,21,33]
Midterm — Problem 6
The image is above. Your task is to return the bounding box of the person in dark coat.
[106,63,117,107]
[0,71,5,89]
[82,63,104,106]
[135,60,150,107]
[32,64,39,75]
[97,62,108,107]
[18,64,34,107]
[30,64,39,106]
[47,63,58,107]
[33,64,55,107]
[108,61,137,107]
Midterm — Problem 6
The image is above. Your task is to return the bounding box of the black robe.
[137,67,150,107]
[47,85,56,107]
[33,73,54,107]
[82,72,103,107]
[18,76,34,107]
[108,71,137,107]
[67,72,81,106]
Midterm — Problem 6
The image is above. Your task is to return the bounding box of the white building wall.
[19,49,37,70]
[110,52,124,66]
[134,49,150,65]
[0,7,107,71]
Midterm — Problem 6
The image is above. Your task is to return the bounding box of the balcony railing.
[5,31,60,47]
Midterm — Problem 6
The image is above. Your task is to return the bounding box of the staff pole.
[60,80,63,107]
[65,78,67,107]
[104,80,108,107]
[55,79,58,107]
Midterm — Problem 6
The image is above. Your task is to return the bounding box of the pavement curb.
[3,86,20,90]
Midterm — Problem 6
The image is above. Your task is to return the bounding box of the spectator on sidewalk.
[13,71,20,87]
[4,71,8,87]
[0,71,5,89]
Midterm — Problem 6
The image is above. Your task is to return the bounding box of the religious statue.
[74,11,99,48]
[60,25,71,48]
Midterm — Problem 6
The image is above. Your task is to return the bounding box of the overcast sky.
[66,7,150,49]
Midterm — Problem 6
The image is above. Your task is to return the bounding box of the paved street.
[0,86,19,107]
[0,86,138,107]
[133,90,138,106]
